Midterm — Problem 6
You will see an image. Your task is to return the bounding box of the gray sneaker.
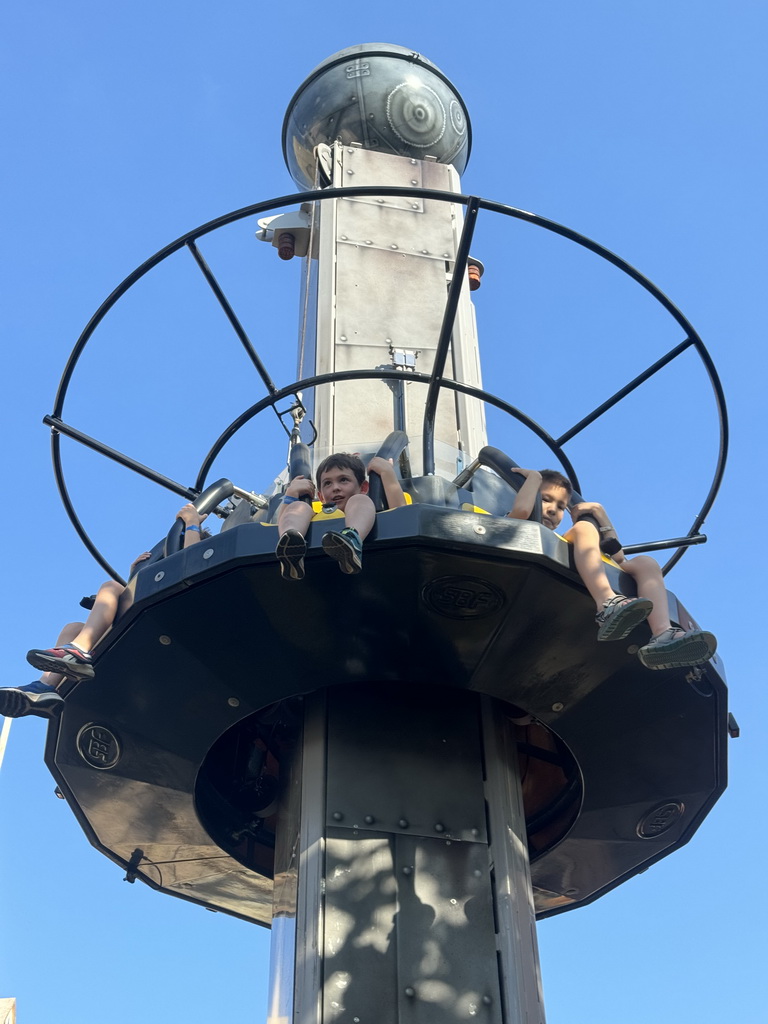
[276,529,307,581]
[0,682,64,718]
[638,627,717,670]
[595,595,653,641]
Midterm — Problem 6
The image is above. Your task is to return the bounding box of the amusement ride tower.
[41,44,730,1024]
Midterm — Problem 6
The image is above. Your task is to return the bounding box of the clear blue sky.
[1,2,766,1021]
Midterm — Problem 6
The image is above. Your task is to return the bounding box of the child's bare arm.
[367,457,407,508]
[505,468,542,520]
[176,503,208,548]
[129,551,152,576]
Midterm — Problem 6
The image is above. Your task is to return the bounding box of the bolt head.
[227,697,240,708]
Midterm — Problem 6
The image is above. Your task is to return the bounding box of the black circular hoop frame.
[47,186,728,584]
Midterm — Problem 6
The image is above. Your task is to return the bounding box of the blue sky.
[1,2,766,1021]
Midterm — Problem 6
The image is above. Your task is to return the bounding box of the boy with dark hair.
[0,503,208,719]
[276,453,406,580]
[507,468,716,670]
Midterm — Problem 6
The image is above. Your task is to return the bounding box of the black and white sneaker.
[276,529,307,581]
[0,682,64,718]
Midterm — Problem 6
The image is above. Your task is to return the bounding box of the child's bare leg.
[564,520,652,641]
[621,556,671,636]
[70,580,125,652]
[277,501,315,539]
[562,520,616,609]
[276,501,315,581]
[342,493,376,541]
[322,493,374,575]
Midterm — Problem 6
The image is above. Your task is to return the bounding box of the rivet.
[627,644,639,654]
[340,234,348,240]
[552,702,564,712]
[332,811,343,821]
[471,827,480,837]
[412,203,419,209]
[377,198,385,204]
[404,987,415,998]
[364,815,375,824]
[434,823,445,833]
[365,240,373,245]
[421,249,428,254]
[402,865,413,876]
[154,571,165,582]
[564,887,578,896]
[390,244,398,250]
[410,179,418,185]
[227,697,240,708]
[474,525,486,535]
[398,818,409,829]
[203,548,214,559]
[158,635,171,646]
[410,158,417,164]
[450,898,457,905]
[340,335,347,341]
[473,869,483,878]
[443,253,450,258]
[347,169,354,175]
[482,995,492,1006]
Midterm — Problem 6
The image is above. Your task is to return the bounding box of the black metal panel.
[324,685,487,843]
[45,506,727,923]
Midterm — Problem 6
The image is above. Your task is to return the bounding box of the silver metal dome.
[282,43,472,188]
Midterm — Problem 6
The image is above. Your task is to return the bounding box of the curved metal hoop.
[48,186,728,582]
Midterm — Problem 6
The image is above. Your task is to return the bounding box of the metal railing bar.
[44,416,197,501]
[185,240,278,395]
[50,431,126,584]
[622,534,707,556]
[555,337,695,446]
[193,367,581,495]
[660,340,729,574]
[422,195,481,474]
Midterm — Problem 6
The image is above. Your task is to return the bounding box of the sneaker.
[0,681,64,718]
[322,528,363,575]
[276,529,307,581]
[595,595,653,641]
[638,626,717,671]
[26,644,94,680]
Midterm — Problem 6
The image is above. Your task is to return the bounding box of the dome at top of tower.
[282,43,472,188]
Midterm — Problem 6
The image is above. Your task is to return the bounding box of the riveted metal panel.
[324,684,487,844]
[323,835,399,1023]
[395,834,503,1024]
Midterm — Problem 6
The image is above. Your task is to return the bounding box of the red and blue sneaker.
[26,644,94,680]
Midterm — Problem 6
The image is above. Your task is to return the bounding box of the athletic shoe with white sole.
[0,681,64,718]
[26,644,94,680]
